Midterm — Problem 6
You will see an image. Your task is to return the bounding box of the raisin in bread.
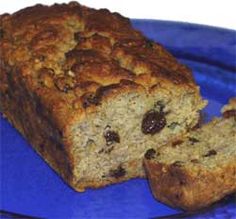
[144,99,236,210]
[0,2,206,191]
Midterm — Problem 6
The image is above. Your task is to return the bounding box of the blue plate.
[1,20,236,218]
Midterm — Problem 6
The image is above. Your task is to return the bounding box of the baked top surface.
[0,2,193,84]
[0,2,196,127]
[1,18,236,218]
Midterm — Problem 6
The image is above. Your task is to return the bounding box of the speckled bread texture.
[0,2,206,191]
[144,100,236,211]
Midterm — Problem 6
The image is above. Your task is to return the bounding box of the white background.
[1,0,236,30]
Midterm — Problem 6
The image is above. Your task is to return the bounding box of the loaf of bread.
[144,99,236,211]
[0,2,206,191]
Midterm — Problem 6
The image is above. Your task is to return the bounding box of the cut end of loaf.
[67,86,206,191]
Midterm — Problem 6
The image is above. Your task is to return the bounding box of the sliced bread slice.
[144,99,236,211]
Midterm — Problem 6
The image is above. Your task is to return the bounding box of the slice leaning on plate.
[144,98,236,211]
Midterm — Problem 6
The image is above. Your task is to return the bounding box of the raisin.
[82,84,122,108]
[104,130,120,145]
[141,110,166,135]
[109,165,126,178]
[203,149,217,157]
[82,93,100,108]
[223,110,236,118]
[188,137,200,144]
[144,148,156,159]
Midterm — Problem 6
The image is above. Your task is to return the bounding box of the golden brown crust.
[0,2,197,126]
[0,2,201,191]
[0,3,195,103]
[144,160,236,211]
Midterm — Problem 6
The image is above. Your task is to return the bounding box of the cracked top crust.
[0,2,196,129]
